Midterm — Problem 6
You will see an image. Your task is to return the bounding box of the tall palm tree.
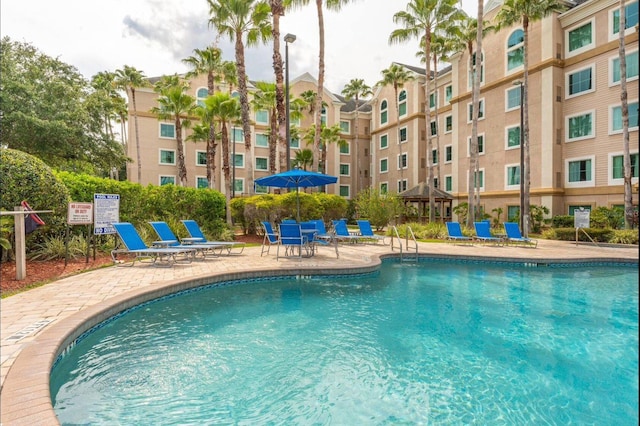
[496,0,566,236]
[617,0,633,228]
[293,148,314,170]
[182,45,224,189]
[303,123,346,175]
[268,0,288,173]
[341,78,373,193]
[114,65,150,183]
[205,92,242,225]
[251,81,279,173]
[208,0,272,195]
[150,80,197,187]
[376,64,415,194]
[390,0,462,222]
[288,0,353,173]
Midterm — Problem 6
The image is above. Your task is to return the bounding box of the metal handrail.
[405,226,419,261]
[390,226,403,260]
[391,225,419,262]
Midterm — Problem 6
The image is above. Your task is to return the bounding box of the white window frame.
[380,157,389,173]
[608,0,639,41]
[467,98,485,123]
[397,179,408,193]
[340,120,350,134]
[506,28,524,73]
[608,150,640,185]
[467,51,485,90]
[397,153,408,170]
[466,168,485,192]
[233,152,245,169]
[566,110,596,142]
[339,185,350,198]
[233,177,245,194]
[444,174,452,192]
[196,150,207,166]
[255,133,269,148]
[380,99,389,125]
[566,19,595,57]
[444,145,453,164]
[444,85,453,105]
[399,126,408,144]
[609,48,639,86]
[505,125,521,150]
[429,92,437,110]
[380,182,389,193]
[565,155,595,188]
[609,99,639,134]
[565,64,596,99]
[159,175,176,186]
[444,115,453,133]
[196,87,208,107]
[399,90,408,117]
[255,109,269,124]
[340,141,350,155]
[255,156,269,171]
[380,133,389,150]
[339,163,350,176]
[159,122,176,139]
[159,149,176,165]
[505,163,521,190]
[467,133,486,157]
[196,176,208,189]
[430,120,438,137]
[505,86,522,112]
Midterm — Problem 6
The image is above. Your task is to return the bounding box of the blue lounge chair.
[111,222,196,266]
[356,220,387,244]
[180,219,245,254]
[503,222,538,248]
[445,222,473,244]
[473,221,503,245]
[331,219,360,244]
[277,223,312,260]
[148,221,221,258]
[261,221,279,256]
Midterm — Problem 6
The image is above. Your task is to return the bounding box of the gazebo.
[399,182,453,223]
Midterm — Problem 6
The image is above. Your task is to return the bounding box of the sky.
[1,0,478,94]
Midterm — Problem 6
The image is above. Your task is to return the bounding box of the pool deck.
[1,239,638,425]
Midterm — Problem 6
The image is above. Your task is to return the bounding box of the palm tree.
[251,81,278,173]
[150,80,197,187]
[376,64,415,194]
[390,0,462,222]
[303,123,346,176]
[496,0,566,236]
[288,0,353,173]
[268,0,288,173]
[341,78,373,193]
[293,148,314,170]
[617,0,633,228]
[208,0,272,195]
[205,92,242,225]
[182,45,223,189]
[114,65,150,183]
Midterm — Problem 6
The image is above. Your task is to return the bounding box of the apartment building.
[126,0,637,221]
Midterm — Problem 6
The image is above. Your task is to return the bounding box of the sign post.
[574,208,590,245]
[93,194,119,235]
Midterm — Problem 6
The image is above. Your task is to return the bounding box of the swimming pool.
[51,259,638,424]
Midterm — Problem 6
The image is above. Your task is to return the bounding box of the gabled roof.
[400,182,453,200]
[334,94,372,113]
[393,62,453,79]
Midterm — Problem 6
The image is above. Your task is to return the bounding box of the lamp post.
[513,80,524,232]
[284,33,296,171]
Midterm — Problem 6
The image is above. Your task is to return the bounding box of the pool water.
[51,260,639,425]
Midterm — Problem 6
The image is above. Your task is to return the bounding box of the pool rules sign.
[94,194,120,235]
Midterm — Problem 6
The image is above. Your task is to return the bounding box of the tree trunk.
[433,54,441,191]
[313,0,325,173]
[271,1,287,173]
[473,0,484,222]
[235,32,254,195]
[131,89,142,183]
[207,70,217,189]
[221,121,232,225]
[523,16,531,237]
[424,29,435,223]
[619,0,633,228]
[175,119,188,186]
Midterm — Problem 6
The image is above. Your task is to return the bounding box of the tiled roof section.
[335,94,372,113]
[400,182,453,200]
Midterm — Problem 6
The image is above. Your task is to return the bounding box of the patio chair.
[356,220,387,244]
[331,219,360,244]
[261,221,279,256]
[111,222,196,267]
[503,222,538,248]
[180,219,245,254]
[473,221,504,245]
[445,222,473,245]
[308,219,339,258]
[277,223,312,260]
[148,221,220,259]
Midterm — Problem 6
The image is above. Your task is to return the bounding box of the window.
[196,177,208,189]
[611,50,639,84]
[232,128,243,142]
[399,90,407,116]
[159,149,175,165]
[196,151,207,166]
[255,110,268,124]
[467,99,485,122]
[380,134,388,149]
[611,1,638,37]
[610,152,639,184]
[432,149,438,165]
[445,85,453,104]
[430,121,437,136]
[398,153,407,169]
[339,185,350,197]
[445,145,452,163]
[380,182,388,193]
[340,164,350,176]
[399,127,408,143]
[255,184,268,194]
[507,29,524,71]
[445,115,453,133]
[507,206,519,222]
[321,107,327,125]
[340,120,350,134]
[611,101,639,132]
[290,137,300,149]
[468,134,485,155]
[255,133,269,147]
[469,169,484,191]
[434,177,439,189]
[468,51,484,87]
[380,158,388,173]
[255,157,268,171]
[506,86,521,111]
[234,153,245,168]
[397,179,407,192]
[566,65,594,97]
[566,111,595,141]
[506,165,520,188]
[234,179,244,194]
[429,92,437,109]
[160,175,175,186]
[445,175,452,192]
[160,123,175,139]
[380,100,388,124]
[339,142,350,154]
[567,21,593,54]
[566,156,595,187]
[506,126,521,148]
[196,88,208,107]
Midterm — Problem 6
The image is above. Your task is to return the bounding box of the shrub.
[355,189,403,230]
[608,230,639,245]
[544,227,615,242]
[393,222,447,240]
[552,215,574,228]
[590,206,624,229]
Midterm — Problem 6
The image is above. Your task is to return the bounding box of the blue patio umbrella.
[255,168,338,221]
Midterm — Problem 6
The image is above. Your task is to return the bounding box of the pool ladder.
[391,226,419,262]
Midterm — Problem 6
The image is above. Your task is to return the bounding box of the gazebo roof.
[399,182,453,200]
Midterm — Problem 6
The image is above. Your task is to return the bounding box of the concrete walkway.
[1,240,637,425]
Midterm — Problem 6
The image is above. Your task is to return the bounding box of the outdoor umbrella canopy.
[255,168,338,220]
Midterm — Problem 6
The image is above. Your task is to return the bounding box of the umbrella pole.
[296,186,300,222]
